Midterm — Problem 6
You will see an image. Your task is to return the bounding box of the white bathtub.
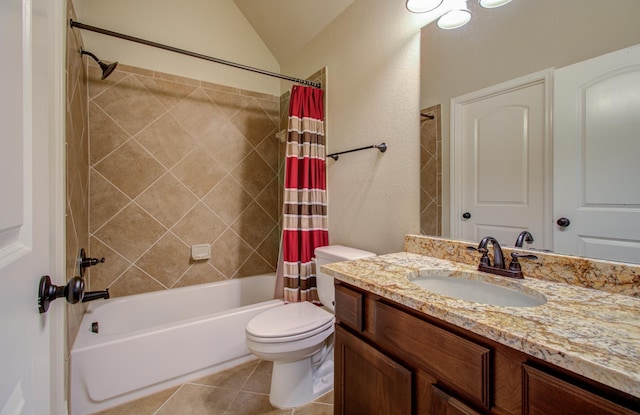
[70,273,282,415]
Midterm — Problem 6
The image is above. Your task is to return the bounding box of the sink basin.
[409,274,546,307]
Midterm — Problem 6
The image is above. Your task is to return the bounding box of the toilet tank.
[314,245,376,311]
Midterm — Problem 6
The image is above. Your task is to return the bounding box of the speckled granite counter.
[322,252,640,398]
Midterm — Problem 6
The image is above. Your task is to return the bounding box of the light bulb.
[437,7,471,29]
[479,0,513,8]
[406,0,444,13]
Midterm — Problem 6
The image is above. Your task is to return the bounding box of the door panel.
[334,326,412,415]
[0,0,63,414]
[554,44,640,262]
[452,71,551,249]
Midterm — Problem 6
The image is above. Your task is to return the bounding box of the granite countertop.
[322,252,640,398]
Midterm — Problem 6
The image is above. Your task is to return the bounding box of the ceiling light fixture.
[406,0,443,13]
[407,0,513,30]
[437,0,472,30]
[479,0,513,8]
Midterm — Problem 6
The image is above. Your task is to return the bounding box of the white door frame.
[450,69,554,248]
[51,0,67,413]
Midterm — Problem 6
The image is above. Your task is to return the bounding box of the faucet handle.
[508,252,538,271]
[477,247,491,267]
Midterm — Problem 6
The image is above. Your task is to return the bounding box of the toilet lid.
[246,302,334,339]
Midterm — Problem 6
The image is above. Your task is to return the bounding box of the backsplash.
[88,63,282,297]
[405,234,640,297]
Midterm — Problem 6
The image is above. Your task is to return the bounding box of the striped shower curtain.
[281,85,329,303]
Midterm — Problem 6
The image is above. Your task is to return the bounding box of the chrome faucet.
[476,236,537,279]
[514,231,534,247]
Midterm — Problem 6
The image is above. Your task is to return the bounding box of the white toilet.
[245,245,375,409]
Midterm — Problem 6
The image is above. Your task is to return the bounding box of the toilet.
[245,245,375,409]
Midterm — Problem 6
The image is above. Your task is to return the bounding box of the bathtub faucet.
[82,288,110,302]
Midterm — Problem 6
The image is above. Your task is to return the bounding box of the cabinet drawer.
[335,284,364,331]
[374,301,491,408]
[523,365,638,415]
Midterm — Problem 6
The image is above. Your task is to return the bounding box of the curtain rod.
[69,20,321,89]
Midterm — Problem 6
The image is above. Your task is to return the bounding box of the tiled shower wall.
[88,64,282,298]
[420,104,442,236]
[66,1,89,346]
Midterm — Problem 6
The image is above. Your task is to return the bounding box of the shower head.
[80,49,118,80]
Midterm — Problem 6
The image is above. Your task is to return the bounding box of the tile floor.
[90,359,334,415]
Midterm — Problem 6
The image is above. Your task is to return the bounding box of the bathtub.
[70,273,282,415]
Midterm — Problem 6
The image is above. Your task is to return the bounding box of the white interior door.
[451,70,552,249]
[554,44,640,263]
[1,0,65,414]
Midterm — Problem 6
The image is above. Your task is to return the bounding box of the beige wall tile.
[230,99,278,147]
[93,74,166,136]
[230,202,276,248]
[171,202,226,246]
[255,177,279,221]
[171,148,226,197]
[136,113,197,169]
[88,102,130,165]
[89,168,131,232]
[89,236,131,290]
[174,262,226,287]
[66,0,90,351]
[136,75,198,111]
[109,266,166,296]
[200,121,253,172]
[88,64,281,298]
[255,227,280,269]
[169,88,228,140]
[94,204,166,262]
[420,104,442,237]
[236,253,275,278]
[94,139,165,199]
[230,150,274,197]
[136,173,198,228]
[255,133,279,172]
[202,88,253,119]
[209,229,253,278]
[87,65,128,100]
[202,176,253,226]
[136,233,191,287]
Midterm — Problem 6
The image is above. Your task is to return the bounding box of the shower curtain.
[280,85,328,303]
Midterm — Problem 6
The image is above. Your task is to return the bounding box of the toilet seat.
[246,302,334,343]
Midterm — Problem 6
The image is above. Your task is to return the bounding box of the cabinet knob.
[462,212,471,219]
[556,217,571,228]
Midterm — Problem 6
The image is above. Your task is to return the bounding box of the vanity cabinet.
[334,282,640,415]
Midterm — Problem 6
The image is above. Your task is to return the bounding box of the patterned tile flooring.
[90,359,334,415]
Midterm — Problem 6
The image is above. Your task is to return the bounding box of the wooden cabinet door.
[334,325,412,415]
[431,385,483,415]
[523,365,639,415]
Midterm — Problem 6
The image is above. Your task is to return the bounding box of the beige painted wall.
[281,0,439,254]
[74,0,281,95]
[421,0,640,236]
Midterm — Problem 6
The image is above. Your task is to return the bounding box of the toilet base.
[268,348,334,409]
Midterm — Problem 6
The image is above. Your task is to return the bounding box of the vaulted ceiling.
[232,0,355,63]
